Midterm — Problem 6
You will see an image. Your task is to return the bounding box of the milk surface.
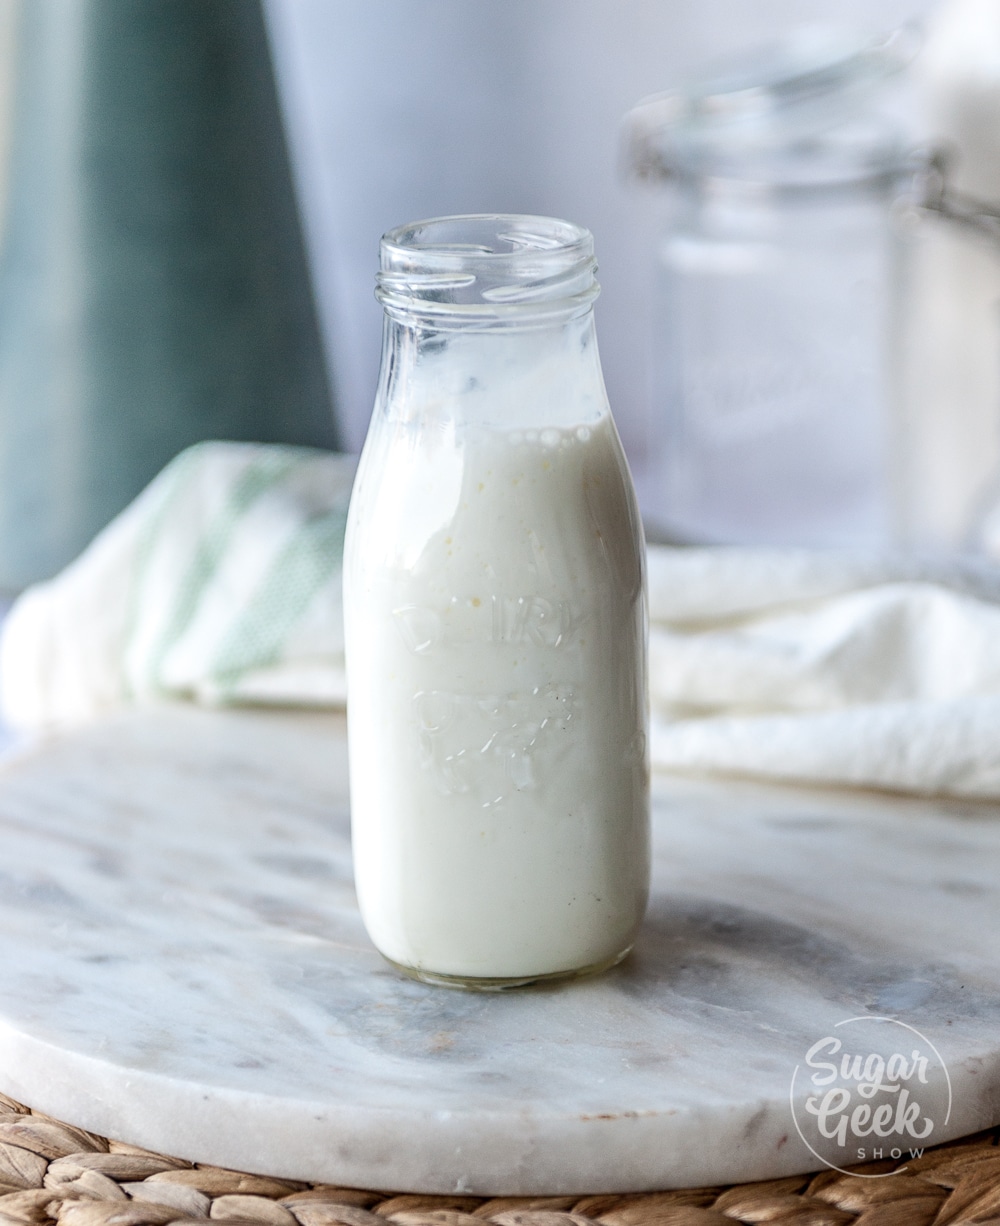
[344,329,649,981]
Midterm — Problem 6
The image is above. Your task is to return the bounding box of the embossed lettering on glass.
[343,214,650,989]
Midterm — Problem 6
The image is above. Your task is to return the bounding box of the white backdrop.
[263,0,936,459]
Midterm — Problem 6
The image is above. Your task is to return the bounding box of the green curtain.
[0,0,337,591]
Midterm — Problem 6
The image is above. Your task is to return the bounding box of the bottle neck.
[376,308,609,432]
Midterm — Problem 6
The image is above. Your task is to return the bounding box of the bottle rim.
[376,214,599,326]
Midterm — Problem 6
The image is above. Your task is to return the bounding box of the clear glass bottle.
[343,214,649,989]
[625,29,916,548]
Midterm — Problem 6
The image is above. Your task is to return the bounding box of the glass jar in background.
[343,214,649,989]
[624,29,917,548]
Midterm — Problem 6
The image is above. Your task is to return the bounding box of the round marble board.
[0,706,997,1195]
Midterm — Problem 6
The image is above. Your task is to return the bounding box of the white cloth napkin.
[1,442,355,728]
[6,441,1000,798]
[646,549,1000,797]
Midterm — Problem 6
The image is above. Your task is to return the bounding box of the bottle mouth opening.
[376,214,599,324]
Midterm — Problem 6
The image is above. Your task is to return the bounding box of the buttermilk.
[344,410,648,981]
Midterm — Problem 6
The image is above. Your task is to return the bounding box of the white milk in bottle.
[344,215,649,987]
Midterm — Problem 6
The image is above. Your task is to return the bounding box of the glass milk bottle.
[344,214,649,989]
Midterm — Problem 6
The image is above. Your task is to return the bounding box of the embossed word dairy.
[394,594,584,654]
[789,1017,952,1176]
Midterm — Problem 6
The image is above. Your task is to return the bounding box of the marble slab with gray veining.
[0,706,998,1194]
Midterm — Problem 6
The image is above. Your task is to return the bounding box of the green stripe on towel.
[209,504,348,696]
[120,444,207,700]
[140,448,301,694]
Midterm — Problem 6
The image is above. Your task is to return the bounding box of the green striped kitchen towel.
[1,441,356,730]
[13,437,1000,799]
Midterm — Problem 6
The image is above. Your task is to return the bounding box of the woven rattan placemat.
[0,1093,997,1226]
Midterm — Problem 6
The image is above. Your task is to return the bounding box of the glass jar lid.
[625,26,918,188]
